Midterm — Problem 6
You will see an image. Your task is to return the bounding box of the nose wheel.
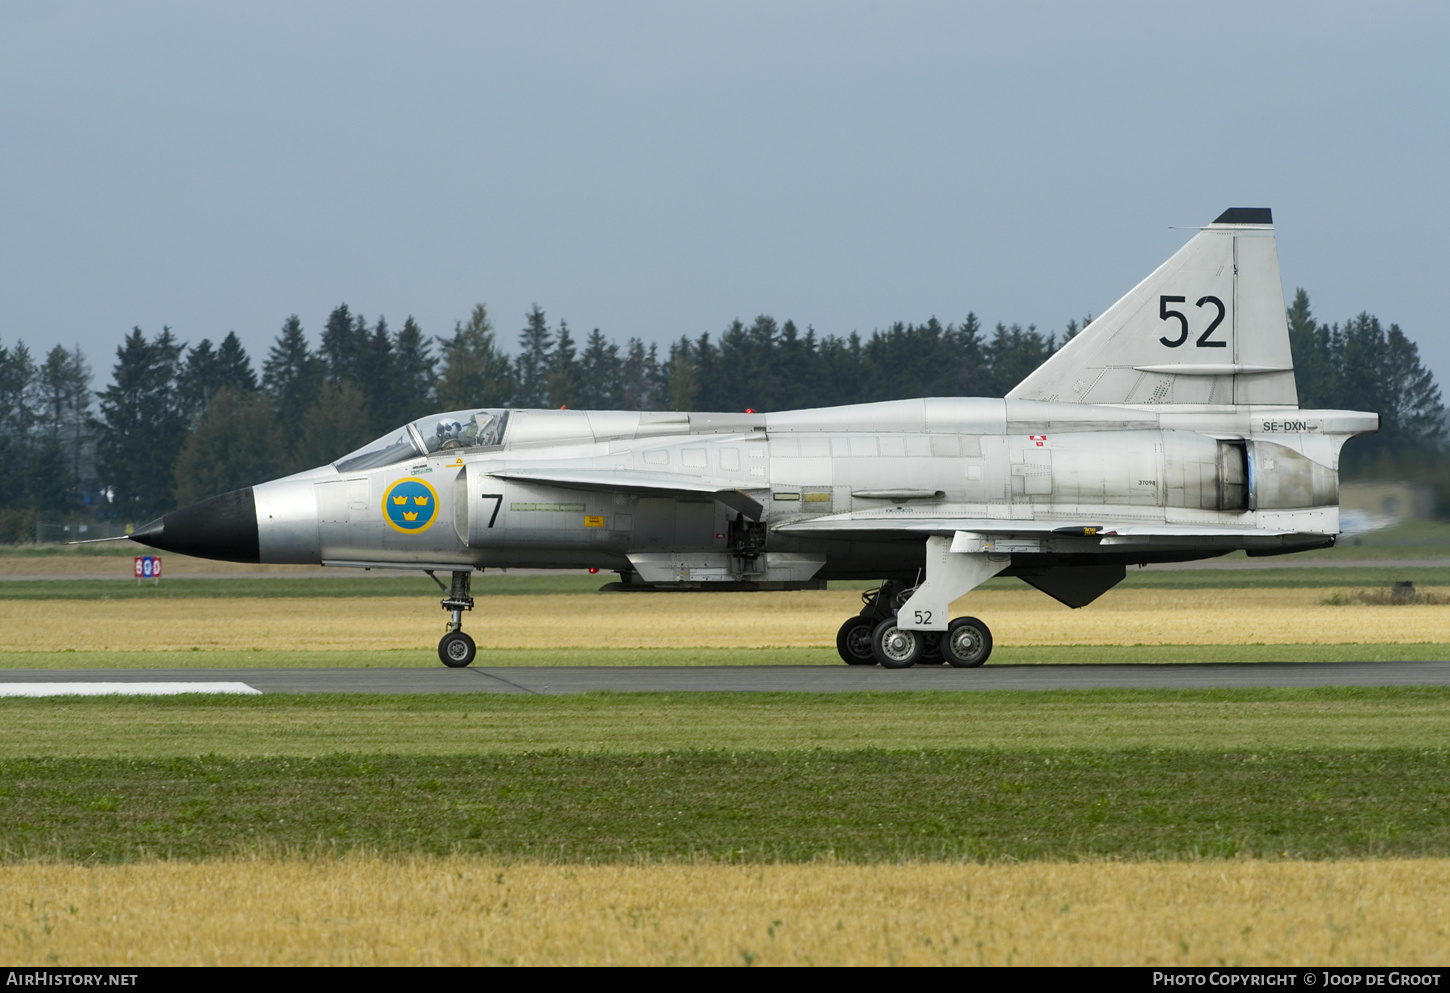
[439,630,477,667]
[429,569,478,667]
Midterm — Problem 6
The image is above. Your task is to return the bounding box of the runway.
[1,661,1448,694]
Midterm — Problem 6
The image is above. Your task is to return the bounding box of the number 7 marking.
[480,493,503,528]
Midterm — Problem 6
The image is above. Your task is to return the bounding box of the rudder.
[1008,208,1298,407]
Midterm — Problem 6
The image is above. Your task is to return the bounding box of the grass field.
[4,687,1449,756]
[1,557,1447,966]
[3,685,1449,964]
[5,858,1448,966]
[2,587,1445,654]
[4,747,1450,863]
[2,688,1448,864]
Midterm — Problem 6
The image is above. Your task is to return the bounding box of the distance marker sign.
[383,478,440,534]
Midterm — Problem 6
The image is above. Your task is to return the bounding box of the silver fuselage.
[252,396,1375,586]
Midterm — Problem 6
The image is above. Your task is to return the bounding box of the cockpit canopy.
[334,409,509,472]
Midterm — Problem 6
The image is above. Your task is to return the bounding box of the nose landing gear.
[439,630,476,667]
[429,569,477,668]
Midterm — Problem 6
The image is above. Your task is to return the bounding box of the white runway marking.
[0,682,261,697]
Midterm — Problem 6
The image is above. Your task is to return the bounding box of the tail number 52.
[1158,295,1226,348]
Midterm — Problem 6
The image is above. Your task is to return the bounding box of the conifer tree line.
[0,291,1444,540]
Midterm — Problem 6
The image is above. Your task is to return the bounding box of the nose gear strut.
[427,569,477,667]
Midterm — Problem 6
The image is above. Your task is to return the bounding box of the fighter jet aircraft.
[130,208,1377,668]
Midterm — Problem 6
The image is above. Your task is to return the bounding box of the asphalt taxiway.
[0,661,1447,695]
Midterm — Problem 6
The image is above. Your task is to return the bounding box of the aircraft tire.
[943,617,992,668]
[439,631,477,668]
[871,617,924,669]
[836,616,878,665]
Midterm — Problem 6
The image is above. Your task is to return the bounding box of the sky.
[2,1,1448,396]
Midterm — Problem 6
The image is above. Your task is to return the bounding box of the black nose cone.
[130,487,260,563]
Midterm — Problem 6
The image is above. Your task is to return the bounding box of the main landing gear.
[429,569,476,667]
[835,538,1009,669]
[836,581,917,665]
[835,582,994,669]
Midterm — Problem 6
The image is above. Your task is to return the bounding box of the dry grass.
[2,587,1446,652]
[1323,588,1450,606]
[2,857,1446,966]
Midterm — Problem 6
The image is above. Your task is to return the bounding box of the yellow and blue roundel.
[382,477,440,534]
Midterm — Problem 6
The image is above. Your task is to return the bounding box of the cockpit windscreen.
[413,409,508,454]
[334,409,509,472]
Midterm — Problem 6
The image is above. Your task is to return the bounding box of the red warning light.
[745,408,755,414]
[588,567,599,574]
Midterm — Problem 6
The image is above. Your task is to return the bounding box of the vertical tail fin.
[1008,208,1298,407]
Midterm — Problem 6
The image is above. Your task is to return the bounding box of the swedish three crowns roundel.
[383,477,441,534]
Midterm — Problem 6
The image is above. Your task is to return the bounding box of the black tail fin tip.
[1213,207,1273,225]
